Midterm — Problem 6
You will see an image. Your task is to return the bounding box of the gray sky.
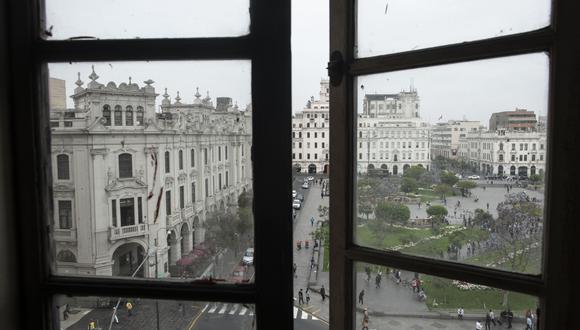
[48,0,550,124]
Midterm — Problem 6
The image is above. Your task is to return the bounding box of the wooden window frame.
[5,0,292,329]
[329,1,580,329]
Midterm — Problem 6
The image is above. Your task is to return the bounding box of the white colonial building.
[357,88,431,175]
[431,120,481,159]
[292,80,330,174]
[457,129,547,177]
[50,68,252,278]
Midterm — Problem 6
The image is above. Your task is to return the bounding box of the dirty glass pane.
[56,295,255,330]
[44,0,250,40]
[354,53,548,275]
[356,0,551,57]
[354,262,539,330]
[48,61,254,283]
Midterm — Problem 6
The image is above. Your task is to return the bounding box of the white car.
[292,190,297,198]
[455,173,463,179]
[468,175,480,180]
[307,176,314,181]
[292,199,301,209]
[242,248,254,265]
[301,182,309,189]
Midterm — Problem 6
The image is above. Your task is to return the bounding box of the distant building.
[49,78,67,110]
[489,108,537,132]
[431,120,481,159]
[357,88,431,175]
[292,80,330,174]
[457,129,546,177]
[50,68,252,277]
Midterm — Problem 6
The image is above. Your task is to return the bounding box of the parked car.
[292,199,301,209]
[307,176,314,181]
[455,173,463,179]
[231,265,246,283]
[468,175,480,180]
[242,248,254,266]
[301,182,309,189]
[292,190,297,198]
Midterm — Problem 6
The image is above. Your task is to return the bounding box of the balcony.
[53,229,77,242]
[168,213,182,227]
[183,205,195,219]
[109,223,148,241]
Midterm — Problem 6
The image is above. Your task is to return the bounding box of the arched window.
[118,153,133,178]
[102,105,111,126]
[179,150,184,170]
[165,151,170,173]
[125,105,133,126]
[56,154,70,180]
[56,250,76,263]
[190,149,195,168]
[114,105,122,126]
[136,106,144,125]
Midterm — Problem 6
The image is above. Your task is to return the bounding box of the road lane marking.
[229,304,239,315]
[239,306,248,315]
[208,304,218,313]
[218,303,228,314]
[187,303,206,330]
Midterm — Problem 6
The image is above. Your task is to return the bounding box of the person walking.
[506,309,513,328]
[358,289,365,305]
[457,307,464,320]
[320,285,326,302]
[489,309,496,326]
[310,217,315,226]
[365,266,371,282]
[305,291,310,305]
[476,320,483,330]
[485,310,492,330]
[298,289,304,305]
[126,301,133,317]
[375,272,382,288]
[293,263,297,277]
[362,308,370,330]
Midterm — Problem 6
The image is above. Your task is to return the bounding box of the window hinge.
[327,51,344,87]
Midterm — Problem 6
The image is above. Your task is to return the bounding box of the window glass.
[47,61,254,282]
[45,0,250,40]
[355,54,548,275]
[55,296,256,329]
[354,262,539,330]
[356,0,551,57]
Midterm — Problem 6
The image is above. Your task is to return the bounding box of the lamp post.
[152,228,172,330]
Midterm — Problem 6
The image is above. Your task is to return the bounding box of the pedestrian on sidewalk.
[506,309,513,328]
[310,217,315,226]
[362,308,369,330]
[310,256,315,269]
[126,301,133,317]
[298,289,304,305]
[320,285,326,302]
[411,278,417,292]
[485,310,492,330]
[293,263,297,277]
[321,190,324,199]
[358,289,365,305]
[365,266,371,282]
[375,272,382,288]
[489,309,497,326]
[457,307,464,320]
[476,320,483,330]
[305,291,310,305]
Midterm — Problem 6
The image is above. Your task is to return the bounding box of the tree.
[472,208,493,229]
[529,174,543,184]
[403,165,426,181]
[400,177,418,193]
[456,180,477,197]
[368,202,410,244]
[440,171,459,186]
[426,205,448,230]
[358,200,373,221]
[238,191,252,208]
[434,184,453,200]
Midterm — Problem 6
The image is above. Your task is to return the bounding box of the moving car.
[468,175,480,180]
[231,265,246,283]
[242,248,254,266]
[292,199,301,209]
[301,182,309,189]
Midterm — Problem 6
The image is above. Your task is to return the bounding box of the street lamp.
[151,228,172,330]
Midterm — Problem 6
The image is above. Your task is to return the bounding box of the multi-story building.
[292,80,330,174]
[357,88,431,174]
[489,108,538,131]
[50,68,252,278]
[457,128,547,177]
[431,120,481,159]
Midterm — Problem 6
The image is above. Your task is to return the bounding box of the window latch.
[327,51,344,87]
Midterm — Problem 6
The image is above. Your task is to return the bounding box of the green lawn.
[422,275,538,314]
[356,225,433,249]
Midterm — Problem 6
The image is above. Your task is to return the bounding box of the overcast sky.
[49,0,550,125]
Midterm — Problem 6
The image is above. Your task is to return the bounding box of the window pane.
[355,53,548,275]
[48,61,254,283]
[56,295,255,330]
[354,262,539,330]
[45,0,250,40]
[356,0,551,57]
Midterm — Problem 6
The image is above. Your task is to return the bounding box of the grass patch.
[422,275,537,314]
[356,225,433,249]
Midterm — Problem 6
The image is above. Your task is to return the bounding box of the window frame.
[6,0,292,329]
[329,0,580,329]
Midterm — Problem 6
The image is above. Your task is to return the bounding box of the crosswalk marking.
[301,311,308,319]
[218,303,228,314]
[229,304,239,315]
[208,304,218,313]
[239,306,248,315]
[293,307,298,318]
[312,315,319,320]
[201,304,208,313]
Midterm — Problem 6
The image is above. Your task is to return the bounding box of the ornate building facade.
[50,68,252,278]
[357,88,431,174]
[431,120,481,159]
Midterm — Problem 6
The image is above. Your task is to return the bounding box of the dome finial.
[175,91,182,103]
[88,65,99,81]
[195,87,201,99]
[129,76,132,85]
[163,88,169,99]
[75,72,84,87]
